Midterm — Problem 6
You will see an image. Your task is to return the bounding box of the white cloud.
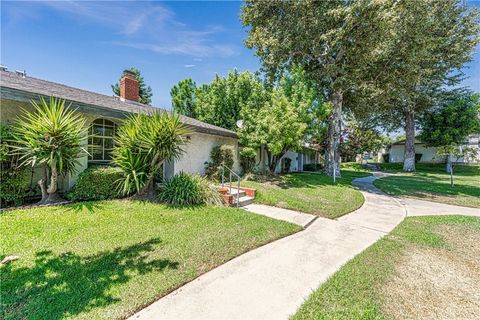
[184,64,196,68]
[32,1,236,57]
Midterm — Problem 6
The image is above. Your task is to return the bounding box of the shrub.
[159,172,223,206]
[0,124,29,208]
[113,112,190,196]
[205,145,235,180]
[382,153,390,163]
[0,169,29,208]
[240,147,256,174]
[67,166,124,201]
[303,163,322,172]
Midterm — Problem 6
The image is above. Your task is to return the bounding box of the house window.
[89,119,116,162]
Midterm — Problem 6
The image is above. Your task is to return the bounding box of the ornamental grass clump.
[159,172,223,206]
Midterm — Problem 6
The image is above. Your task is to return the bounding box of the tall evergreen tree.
[170,78,197,117]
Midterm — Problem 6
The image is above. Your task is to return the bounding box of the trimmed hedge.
[67,166,124,201]
[303,163,322,172]
[0,169,29,208]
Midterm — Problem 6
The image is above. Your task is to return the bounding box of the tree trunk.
[446,152,452,174]
[403,109,416,172]
[38,179,48,204]
[138,177,154,195]
[37,165,49,204]
[44,167,64,204]
[324,90,342,177]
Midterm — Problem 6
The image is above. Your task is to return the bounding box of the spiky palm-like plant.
[13,97,88,204]
[113,111,190,196]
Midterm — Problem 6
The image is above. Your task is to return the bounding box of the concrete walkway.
[129,174,406,320]
[243,203,317,228]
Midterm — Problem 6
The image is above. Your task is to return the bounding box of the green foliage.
[420,93,480,147]
[195,70,268,131]
[111,67,153,105]
[66,166,124,201]
[302,164,322,172]
[170,78,197,117]
[415,153,423,163]
[204,145,235,180]
[382,153,390,163]
[159,172,223,206]
[0,168,29,208]
[239,81,311,172]
[240,147,257,174]
[13,97,88,202]
[113,112,190,195]
[0,124,30,207]
[340,121,388,162]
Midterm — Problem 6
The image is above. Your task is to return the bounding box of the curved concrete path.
[129,174,406,320]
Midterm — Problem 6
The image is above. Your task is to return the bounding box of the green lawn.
[374,164,480,208]
[292,215,480,320]
[0,200,300,320]
[242,164,371,219]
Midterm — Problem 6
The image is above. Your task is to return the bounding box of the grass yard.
[292,215,480,320]
[374,164,480,208]
[241,164,371,219]
[0,200,300,320]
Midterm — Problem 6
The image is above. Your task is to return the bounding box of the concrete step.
[237,196,254,207]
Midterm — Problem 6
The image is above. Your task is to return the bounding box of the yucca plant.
[13,97,88,204]
[113,111,190,196]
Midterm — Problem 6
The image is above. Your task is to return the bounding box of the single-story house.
[254,145,320,174]
[1,69,318,193]
[0,69,240,191]
[385,136,480,164]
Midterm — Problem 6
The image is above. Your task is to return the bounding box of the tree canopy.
[420,92,480,148]
[242,0,395,176]
[111,67,153,105]
[170,78,197,118]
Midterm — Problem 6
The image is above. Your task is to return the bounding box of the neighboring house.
[384,136,480,164]
[254,144,321,174]
[0,70,240,191]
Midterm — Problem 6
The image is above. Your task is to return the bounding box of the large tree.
[111,67,153,105]
[170,78,197,117]
[196,69,265,131]
[420,92,480,173]
[370,0,479,171]
[242,0,393,176]
[239,70,327,172]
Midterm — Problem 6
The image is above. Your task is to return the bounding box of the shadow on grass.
[376,175,480,198]
[1,238,178,320]
[266,171,370,190]
[65,201,105,213]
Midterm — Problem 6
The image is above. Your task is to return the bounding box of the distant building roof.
[0,70,237,138]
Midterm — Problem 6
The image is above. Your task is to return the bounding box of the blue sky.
[1,1,479,109]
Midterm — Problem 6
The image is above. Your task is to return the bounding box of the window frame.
[88,118,117,163]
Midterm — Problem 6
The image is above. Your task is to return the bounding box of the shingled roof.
[0,70,237,138]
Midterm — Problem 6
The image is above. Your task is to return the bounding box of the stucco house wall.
[254,147,314,173]
[173,132,240,176]
[389,144,443,163]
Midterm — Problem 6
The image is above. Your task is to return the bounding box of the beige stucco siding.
[174,132,240,175]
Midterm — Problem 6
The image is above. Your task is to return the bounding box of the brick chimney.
[120,70,139,102]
